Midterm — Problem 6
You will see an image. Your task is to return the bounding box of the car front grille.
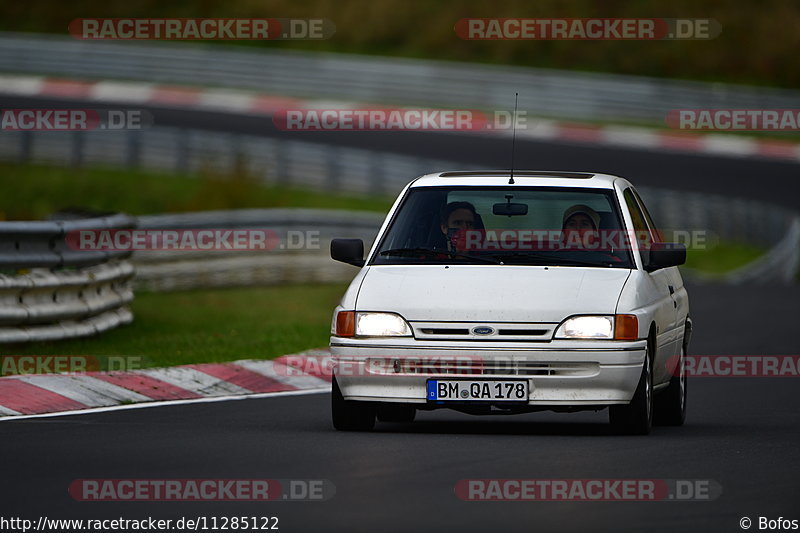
[411,321,554,342]
[365,358,598,377]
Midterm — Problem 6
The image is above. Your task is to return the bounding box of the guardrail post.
[368,152,383,197]
[230,133,241,176]
[325,144,340,191]
[70,131,84,168]
[18,131,32,164]
[175,129,190,174]
[255,137,275,184]
[126,130,141,168]
[275,139,289,185]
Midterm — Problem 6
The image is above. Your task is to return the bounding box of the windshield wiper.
[379,247,501,264]
[489,252,616,267]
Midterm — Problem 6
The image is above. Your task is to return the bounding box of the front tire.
[332,376,375,431]
[654,344,687,426]
[609,342,653,435]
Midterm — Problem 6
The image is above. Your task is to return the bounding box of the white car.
[329,171,690,435]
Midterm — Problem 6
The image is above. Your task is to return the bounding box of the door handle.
[668,285,675,295]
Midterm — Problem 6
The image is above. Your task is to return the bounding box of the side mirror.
[645,242,686,271]
[331,238,365,267]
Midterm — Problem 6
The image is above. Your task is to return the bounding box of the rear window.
[371,186,634,268]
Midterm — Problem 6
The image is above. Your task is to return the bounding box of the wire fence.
[133,209,383,291]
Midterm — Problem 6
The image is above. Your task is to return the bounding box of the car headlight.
[555,316,614,339]
[333,311,412,337]
[554,315,639,340]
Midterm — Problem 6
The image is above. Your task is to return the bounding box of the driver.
[440,201,478,253]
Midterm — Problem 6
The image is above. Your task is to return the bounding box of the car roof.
[410,170,623,189]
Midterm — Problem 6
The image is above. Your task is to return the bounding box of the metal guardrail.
[133,209,384,291]
[0,127,455,197]
[0,212,136,269]
[639,188,800,283]
[637,187,796,250]
[1,32,800,123]
[0,213,136,343]
[0,262,134,343]
[725,216,800,284]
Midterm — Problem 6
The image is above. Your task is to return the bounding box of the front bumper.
[330,338,646,406]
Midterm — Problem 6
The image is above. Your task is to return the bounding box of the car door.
[631,188,689,335]
[623,187,680,386]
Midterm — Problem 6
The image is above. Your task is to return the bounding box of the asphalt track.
[2,94,799,532]
[2,283,799,533]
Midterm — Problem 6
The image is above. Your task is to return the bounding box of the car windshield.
[371,186,634,268]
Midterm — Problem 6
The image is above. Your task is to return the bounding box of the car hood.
[355,265,631,323]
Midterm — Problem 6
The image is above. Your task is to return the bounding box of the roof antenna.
[509,92,519,185]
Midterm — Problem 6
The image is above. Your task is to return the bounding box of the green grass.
[5,284,348,367]
[682,241,765,275]
[0,162,392,220]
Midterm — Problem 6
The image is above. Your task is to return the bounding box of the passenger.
[561,204,601,249]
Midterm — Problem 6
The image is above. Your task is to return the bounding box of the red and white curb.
[0,74,304,116]
[1,74,799,163]
[0,348,332,419]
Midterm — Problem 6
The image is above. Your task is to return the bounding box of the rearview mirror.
[331,238,365,267]
[492,202,528,216]
[645,242,686,271]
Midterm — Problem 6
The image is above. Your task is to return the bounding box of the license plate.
[427,379,529,402]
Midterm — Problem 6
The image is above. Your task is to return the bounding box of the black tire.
[331,376,375,431]
[609,341,653,435]
[376,403,416,423]
[654,344,687,426]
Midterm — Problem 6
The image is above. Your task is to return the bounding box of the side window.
[623,188,653,253]
[631,189,663,243]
